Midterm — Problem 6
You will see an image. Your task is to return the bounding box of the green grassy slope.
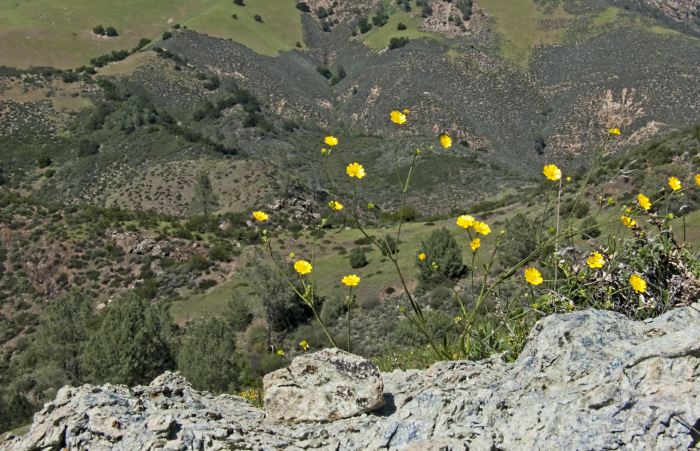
[0,0,304,68]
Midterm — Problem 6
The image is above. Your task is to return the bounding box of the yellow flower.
[609,128,621,136]
[586,251,605,269]
[470,238,481,252]
[629,274,647,294]
[299,340,309,351]
[472,221,491,235]
[324,136,338,147]
[328,200,344,211]
[252,211,269,222]
[321,147,328,155]
[439,134,452,149]
[346,162,366,179]
[276,349,285,357]
[695,174,700,186]
[566,176,572,182]
[524,268,543,286]
[294,259,313,275]
[418,252,427,261]
[341,274,361,287]
[543,164,562,181]
[637,193,651,211]
[667,176,681,191]
[453,315,463,324]
[620,215,637,228]
[390,110,407,125]
[456,214,475,229]
[367,202,375,209]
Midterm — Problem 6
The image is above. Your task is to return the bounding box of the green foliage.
[388,37,409,49]
[358,17,373,34]
[417,227,465,288]
[190,171,219,217]
[225,295,254,332]
[82,294,175,386]
[177,318,239,393]
[391,311,457,348]
[349,247,368,268]
[379,234,398,256]
[35,291,93,384]
[498,213,542,268]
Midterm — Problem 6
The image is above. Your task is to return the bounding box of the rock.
[263,348,384,423]
[4,302,700,450]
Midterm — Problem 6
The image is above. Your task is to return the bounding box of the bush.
[77,139,99,157]
[296,2,311,12]
[397,22,407,30]
[233,0,245,5]
[82,294,175,385]
[254,14,263,22]
[349,248,368,268]
[417,228,465,289]
[105,26,118,37]
[162,31,173,41]
[316,66,333,79]
[379,234,399,256]
[389,37,410,50]
[177,319,239,392]
[93,25,105,35]
[358,17,373,34]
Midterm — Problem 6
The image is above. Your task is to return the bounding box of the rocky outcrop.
[633,0,699,27]
[263,348,384,423]
[4,302,699,450]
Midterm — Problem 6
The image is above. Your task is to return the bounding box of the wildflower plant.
[253,115,699,363]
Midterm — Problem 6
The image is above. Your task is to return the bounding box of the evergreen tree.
[177,319,239,392]
[498,213,543,268]
[190,171,219,217]
[82,294,175,386]
[35,291,93,384]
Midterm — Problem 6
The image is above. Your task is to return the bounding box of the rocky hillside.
[5,301,699,450]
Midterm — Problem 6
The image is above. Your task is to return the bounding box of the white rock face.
[3,302,699,450]
[263,348,384,423]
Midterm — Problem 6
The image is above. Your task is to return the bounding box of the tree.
[190,171,219,217]
[105,26,118,37]
[233,0,245,5]
[177,319,239,393]
[93,25,105,35]
[417,227,465,289]
[35,291,93,384]
[296,2,310,12]
[389,37,410,50]
[82,294,175,386]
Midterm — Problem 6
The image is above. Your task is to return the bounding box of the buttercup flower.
[418,252,427,261]
[620,215,636,228]
[276,349,285,357]
[629,274,647,294]
[402,108,410,114]
[470,238,481,252]
[543,164,562,181]
[456,214,475,229]
[299,340,309,351]
[667,176,681,191]
[294,259,313,275]
[324,136,338,147]
[346,162,366,179]
[341,274,361,287]
[695,174,700,186]
[439,134,452,149]
[637,193,651,211]
[390,110,407,125]
[524,268,544,286]
[472,221,491,235]
[328,200,344,211]
[609,128,621,136]
[367,202,375,209]
[586,252,605,269]
[252,211,269,222]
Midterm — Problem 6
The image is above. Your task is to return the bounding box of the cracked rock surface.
[3,302,699,450]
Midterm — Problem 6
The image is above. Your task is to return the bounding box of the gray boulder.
[263,348,384,423]
[3,302,699,450]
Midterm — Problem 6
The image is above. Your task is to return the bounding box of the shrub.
[177,319,239,392]
[388,37,409,49]
[316,66,333,79]
[254,14,263,22]
[417,228,465,289]
[349,247,368,268]
[233,0,245,5]
[105,26,118,37]
[358,17,373,34]
[77,139,100,157]
[162,31,173,41]
[296,2,311,12]
[92,25,105,35]
[397,22,407,30]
